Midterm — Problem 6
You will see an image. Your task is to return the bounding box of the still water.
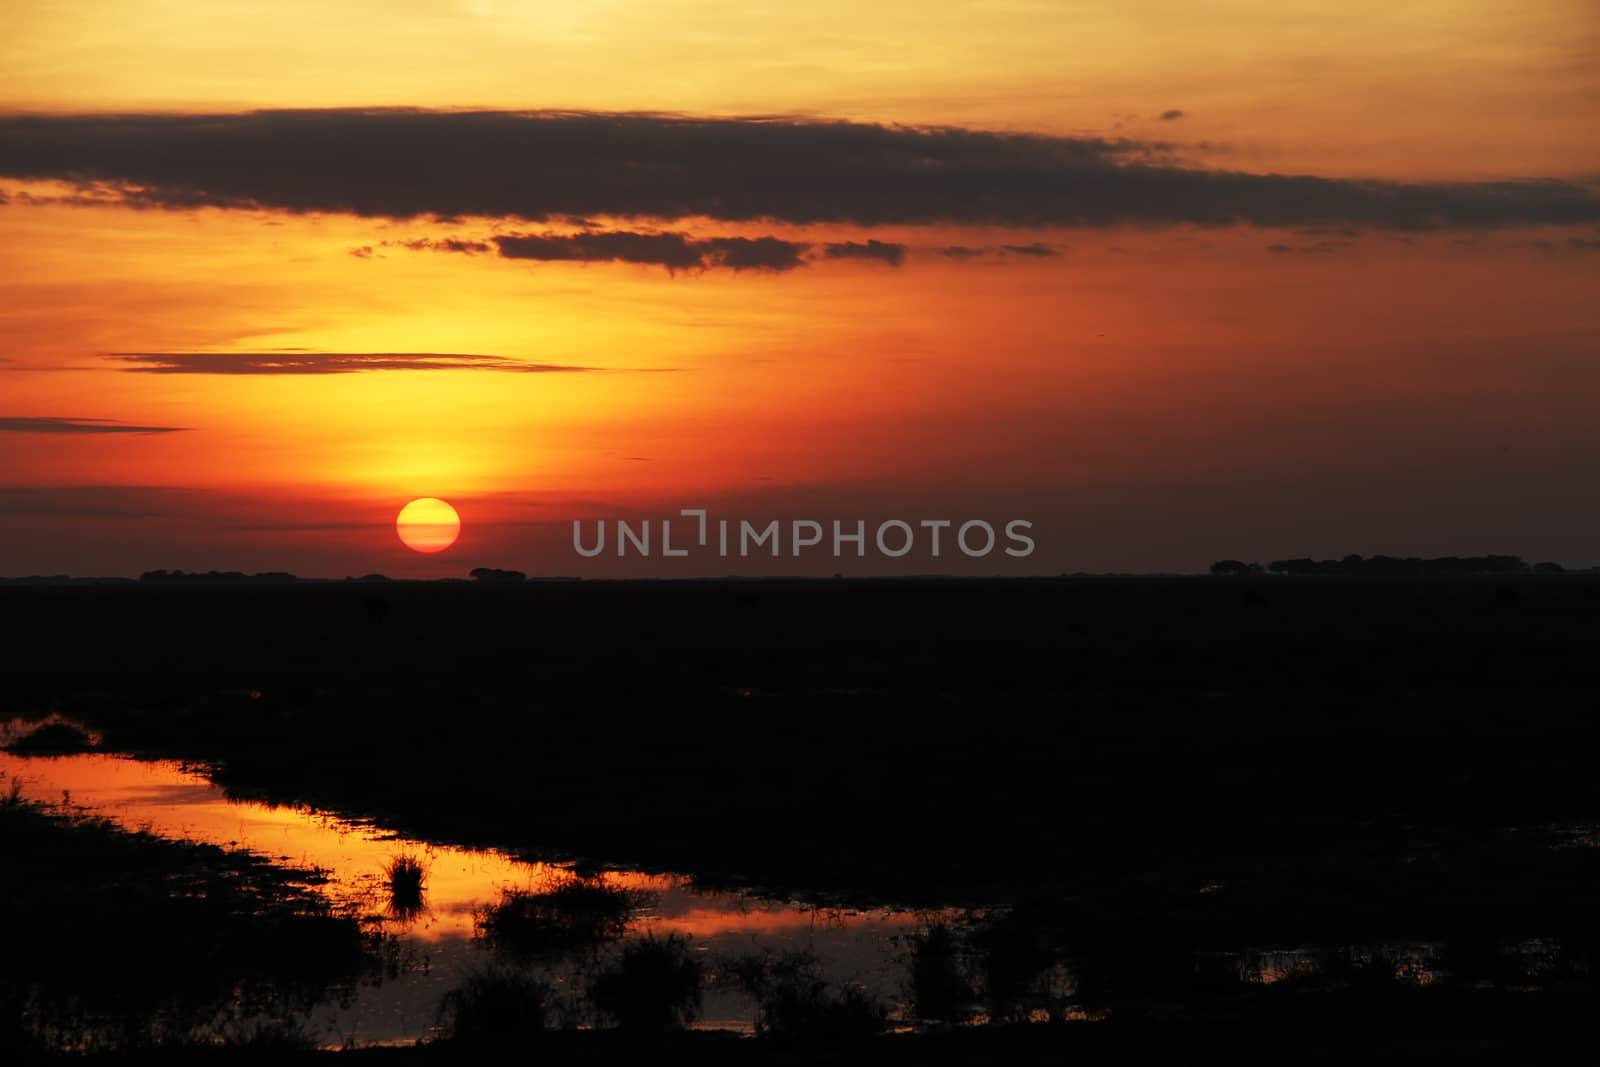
[0,745,952,1045]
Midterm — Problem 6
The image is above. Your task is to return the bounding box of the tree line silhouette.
[1210,554,1568,576]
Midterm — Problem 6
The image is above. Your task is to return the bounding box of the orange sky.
[1,2,1597,576]
[5,1,1596,179]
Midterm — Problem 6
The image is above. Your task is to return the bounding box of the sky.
[1,1,1597,577]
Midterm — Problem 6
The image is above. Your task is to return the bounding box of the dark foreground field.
[4,575,1600,1060]
[27,1015,1600,1067]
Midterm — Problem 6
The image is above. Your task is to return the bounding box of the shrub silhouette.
[436,968,552,1042]
[590,934,703,1034]
[383,853,427,921]
[904,922,977,1023]
[722,949,886,1042]
[477,879,649,960]
[6,721,94,756]
[974,912,1056,1021]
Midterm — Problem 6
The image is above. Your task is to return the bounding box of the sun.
[396,497,461,554]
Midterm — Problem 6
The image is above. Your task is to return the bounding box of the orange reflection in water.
[2,750,528,940]
[0,750,908,940]
[0,746,953,1038]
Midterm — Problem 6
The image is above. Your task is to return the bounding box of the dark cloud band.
[2,109,1595,230]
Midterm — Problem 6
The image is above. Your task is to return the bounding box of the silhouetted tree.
[470,568,527,583]
[1267,555,1528,576]
[904,923,976,1024]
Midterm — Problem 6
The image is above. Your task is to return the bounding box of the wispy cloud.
[1001,242,1061,257]
[397,237,492,254]
[1266,240,1350,255]
[3,109,1594,230]
[938,243,1063,260]
[0,486,196,518]
[820,240,907,266]
[109,352,598,374]
[0,416,190,434]
[493,231,809,272]
[393,229,909,273]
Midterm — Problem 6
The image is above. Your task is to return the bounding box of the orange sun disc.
[396,497,461,553]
